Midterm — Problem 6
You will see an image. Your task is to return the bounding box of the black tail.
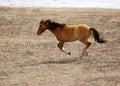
[90,28,106,43]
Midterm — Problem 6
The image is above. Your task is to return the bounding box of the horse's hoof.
[82,53,88,57]
[84,52,88,56]
[68,52,71,55]
[66,51,71,55]
[82,49,88,57]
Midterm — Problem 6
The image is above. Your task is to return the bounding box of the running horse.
[37,19,106,56]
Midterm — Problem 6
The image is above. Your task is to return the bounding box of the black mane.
[46,20,66,30]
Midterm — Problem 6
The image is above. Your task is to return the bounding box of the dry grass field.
[0,7,120,86]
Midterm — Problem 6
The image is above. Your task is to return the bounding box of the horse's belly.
[56,28,78,42]
[57,35,77,42]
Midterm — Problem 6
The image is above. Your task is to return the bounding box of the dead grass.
[0,6,120,86]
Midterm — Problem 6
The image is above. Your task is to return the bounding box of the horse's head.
[37,20,49,35]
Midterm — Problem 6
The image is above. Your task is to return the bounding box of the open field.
[0,7,120,86]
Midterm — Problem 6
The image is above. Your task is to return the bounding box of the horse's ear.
[46,19,51,24]
[44,20,50,26]
[40,19,44,24]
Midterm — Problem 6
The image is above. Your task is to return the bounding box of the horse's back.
[76,24,92,41]
[57,24,91,42]
[78,24,90,30]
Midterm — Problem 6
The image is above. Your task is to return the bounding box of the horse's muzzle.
[37,31,40,35]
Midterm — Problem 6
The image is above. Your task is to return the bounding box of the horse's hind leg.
[57,41,71,55]
[81,41,91,56]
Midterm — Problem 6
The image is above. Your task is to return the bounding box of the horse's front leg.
[57,41,71,55]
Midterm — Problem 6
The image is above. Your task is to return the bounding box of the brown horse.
[37,19,106,56]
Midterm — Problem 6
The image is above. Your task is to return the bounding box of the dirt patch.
[0,7,120,86]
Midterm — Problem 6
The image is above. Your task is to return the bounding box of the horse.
[37,19,106,56]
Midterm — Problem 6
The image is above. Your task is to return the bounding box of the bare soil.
[0,7,120,86]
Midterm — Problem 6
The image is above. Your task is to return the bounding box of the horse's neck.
[49,28,59,37]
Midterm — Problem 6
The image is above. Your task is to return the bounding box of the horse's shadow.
[40,57,80,64]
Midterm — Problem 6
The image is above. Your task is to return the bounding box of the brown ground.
[0,7,120,86]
